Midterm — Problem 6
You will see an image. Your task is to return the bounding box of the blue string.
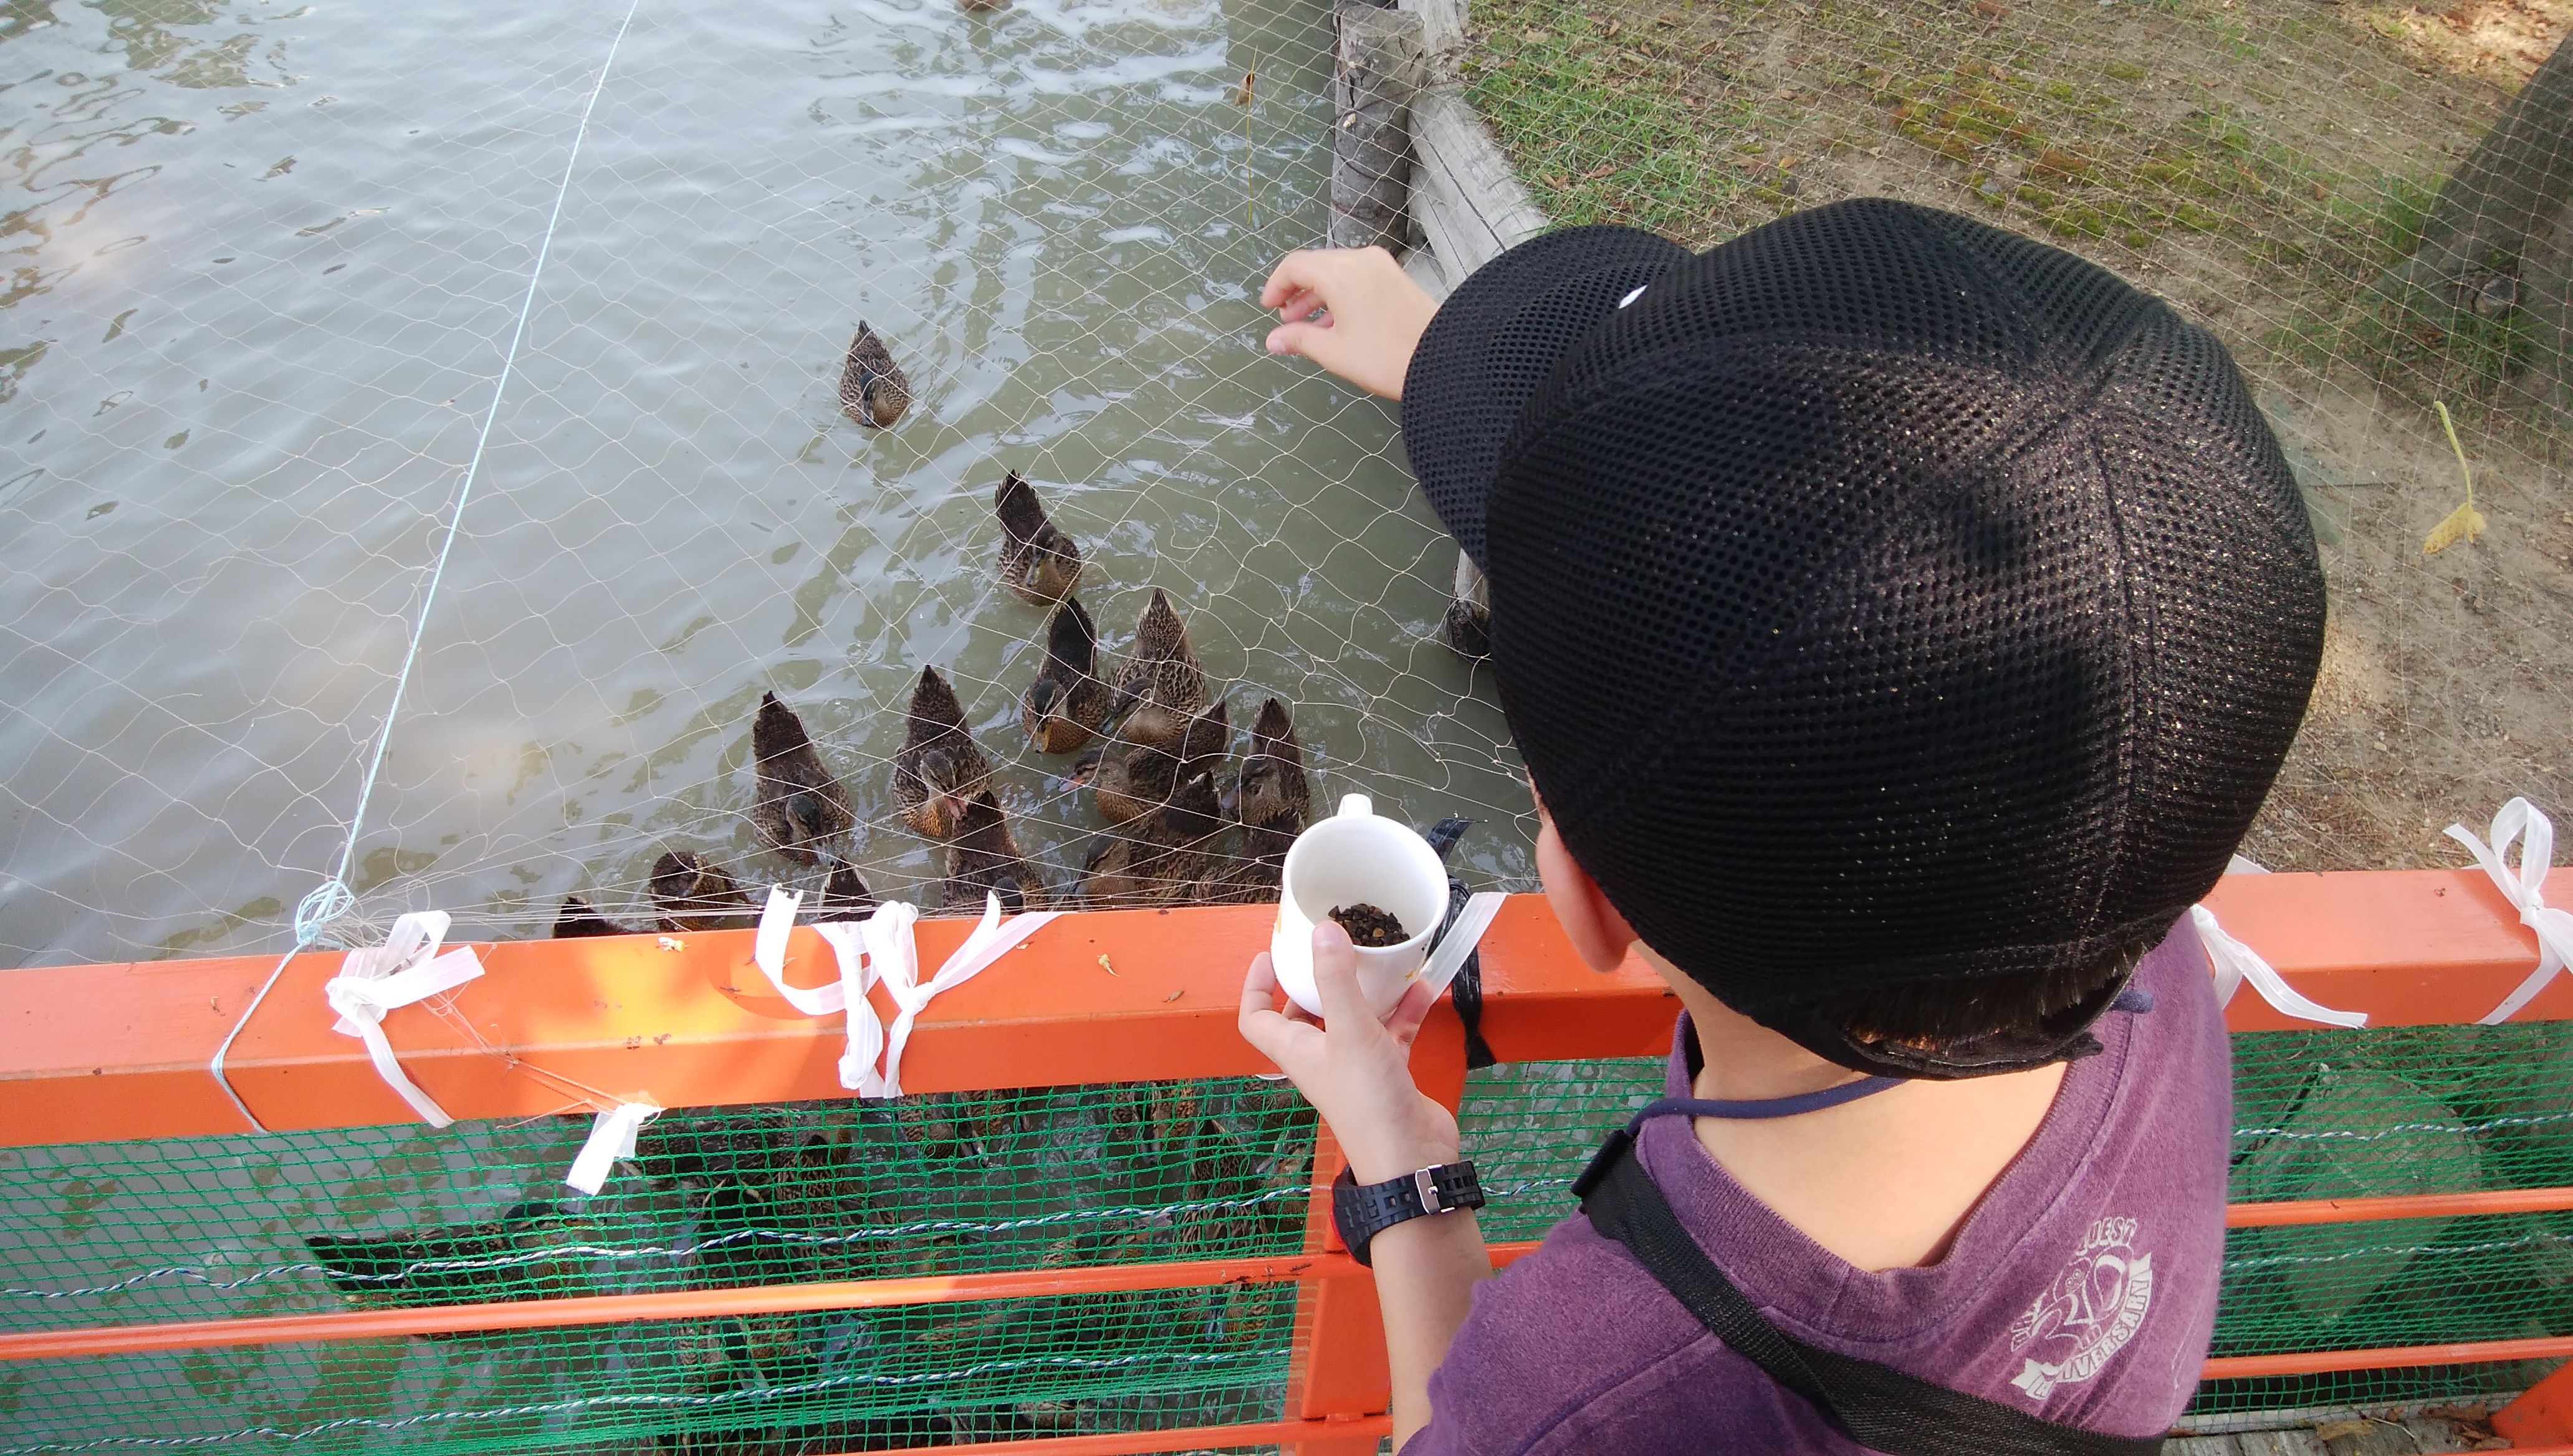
[211,0,649,1131]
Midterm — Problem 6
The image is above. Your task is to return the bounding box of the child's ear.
[1535,807,1640,973]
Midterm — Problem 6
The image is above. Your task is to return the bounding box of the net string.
[205,0,649,1133]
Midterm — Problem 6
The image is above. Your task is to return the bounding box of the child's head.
[1401,199,2325,1078]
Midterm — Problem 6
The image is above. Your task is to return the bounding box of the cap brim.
[1400,226,1692,572]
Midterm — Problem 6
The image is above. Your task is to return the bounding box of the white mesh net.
[2,0,1535,969]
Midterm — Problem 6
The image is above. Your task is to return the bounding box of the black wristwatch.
[1331,1161,1485,1267]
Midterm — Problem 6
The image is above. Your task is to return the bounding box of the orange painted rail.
[2,869,2566,1148]
[3,868,2569,1453]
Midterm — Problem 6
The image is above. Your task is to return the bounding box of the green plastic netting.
[2,1023,2567,1450]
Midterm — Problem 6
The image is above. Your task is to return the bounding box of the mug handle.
[1338,793,1372,819]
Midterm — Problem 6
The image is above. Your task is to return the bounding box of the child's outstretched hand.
[1239,921,1458,1182]
[1259,247,1439,401]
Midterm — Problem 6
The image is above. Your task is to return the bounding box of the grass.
[1457,0,2562,427]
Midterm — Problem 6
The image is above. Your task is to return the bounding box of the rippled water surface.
[1,0,1535,965]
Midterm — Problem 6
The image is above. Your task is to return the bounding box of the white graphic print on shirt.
[2006,1216,2155,1402]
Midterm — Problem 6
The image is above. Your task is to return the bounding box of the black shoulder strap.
[1573,1133,2164,1456]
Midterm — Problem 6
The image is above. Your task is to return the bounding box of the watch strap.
[1331,1160,1485,1267]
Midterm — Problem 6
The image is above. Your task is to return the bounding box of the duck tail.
[994,471,1049,544]
[753,691,815,762]
[908,664,968,734]
[1045,595,1098,676]
[1249,696,1301,760]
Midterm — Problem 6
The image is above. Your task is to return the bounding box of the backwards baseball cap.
[1401,199,2325,1078]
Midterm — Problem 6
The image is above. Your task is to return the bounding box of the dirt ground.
[1461,0,2571,870]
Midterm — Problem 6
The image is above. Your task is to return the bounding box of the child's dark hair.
[1819,938,2156,1051]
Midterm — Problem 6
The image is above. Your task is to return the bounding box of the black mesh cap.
[1404,199,2326,1078]
[1402,226,1692,569]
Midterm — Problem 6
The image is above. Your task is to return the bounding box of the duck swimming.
[1213,696,1310,901]
[750,691,855,866]
[818,861,876,919]
[651,851,749,932]
[1020,596,1112,755]
[995,471,1082,606]
[1079,701,1231,907]
[1110,589,1205,747]
[941,790,1038,912]
[838,322,911,429]
[893,666,994,841]
[552,896,627,939]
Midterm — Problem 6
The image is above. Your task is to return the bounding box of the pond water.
[0,0,1538,968]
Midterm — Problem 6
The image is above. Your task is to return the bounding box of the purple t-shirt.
[1407,926,2229,1453]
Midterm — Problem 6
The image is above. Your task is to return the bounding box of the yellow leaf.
[2422,500,2486,554]
[2422,401,2487,553]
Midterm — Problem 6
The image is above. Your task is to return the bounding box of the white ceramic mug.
[1269,793,1453,1018]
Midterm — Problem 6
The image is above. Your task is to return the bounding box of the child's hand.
[1238,922,1459,1182]
[1258,247,1440,401]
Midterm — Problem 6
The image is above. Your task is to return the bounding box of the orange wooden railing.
[2,868,2569,1452]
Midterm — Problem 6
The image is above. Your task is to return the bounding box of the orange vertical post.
[1280,1007,1473,1455]
[2496,1359,2573,1445]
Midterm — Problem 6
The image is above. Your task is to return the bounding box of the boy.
[1238,200,2324,1453]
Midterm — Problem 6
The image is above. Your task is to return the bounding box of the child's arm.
[1239,926,1494,1449]
[1259,248,1440,401]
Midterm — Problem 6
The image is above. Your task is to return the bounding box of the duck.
[892,665,995,841]
[838,322,911,429]
[651,851,749,932]
[552,896,628,939]
[1020,596,1112,755]
[749,692,855,866]
[1079,701,1231,907]
[305,1201,597,1331]
[1109,588,1204,748]
[818,860,876,919]
[994,471,1082,606]
[941,790,1039,912]
[1210,696,1311,902]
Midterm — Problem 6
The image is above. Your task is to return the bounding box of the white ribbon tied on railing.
[747,887,1057,1098]
[878,893,1060,1099]
[323,911,486,1127]
[564,1100,659,1196]
[1419,891,1509,1002]
[2445,797,2573,1025]
[749,886,892,1094]
[2191,904,2368,1029]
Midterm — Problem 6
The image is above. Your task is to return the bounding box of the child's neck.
[1645,949,2069,1272]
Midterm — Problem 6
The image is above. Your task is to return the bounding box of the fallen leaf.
[2315,1420,2370,1440]
[1972,0,2011,17]
[1583,162,1617,178]
[1098,954,1118,975]
[1163,989,1184,1002]
[1234,70,1255,106]
[2423,499,2486,553]
[2422,400,2487,554]
[1776,154,1802,168]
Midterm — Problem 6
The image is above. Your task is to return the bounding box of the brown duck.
[818,861,876,919]
[1212,696,1310,901]
[750,692,855,866]
[1020,596,1112,755]
[941,790,1040,912]
[839,322,911,429]
[1079,700,1231,907]
[1108,587,1205,753]
[995,471,1082,606]
[650,850,749,932]
[892,666,994,840]
[552,896,628,939]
